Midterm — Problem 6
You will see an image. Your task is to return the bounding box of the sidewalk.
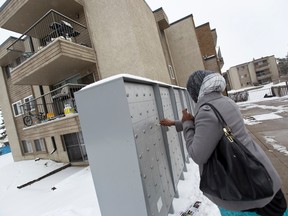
[238,97,288,201]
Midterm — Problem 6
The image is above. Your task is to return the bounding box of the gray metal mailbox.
[75,74,194,216]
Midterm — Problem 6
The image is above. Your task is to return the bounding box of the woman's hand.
[182,109,194,122]
[160,118,175,127]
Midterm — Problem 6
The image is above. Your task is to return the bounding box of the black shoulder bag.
[199,103,274,201]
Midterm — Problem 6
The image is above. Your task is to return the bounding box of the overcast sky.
[0,0,287,71]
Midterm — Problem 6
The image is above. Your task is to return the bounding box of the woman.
[160,70,287,216]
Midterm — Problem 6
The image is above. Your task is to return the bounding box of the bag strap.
[201,103,234,142]
[201,103,227,126]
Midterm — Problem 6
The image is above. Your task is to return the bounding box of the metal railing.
[254,63,269,69]
[7,9,91,68]
[256,73,272,80]
[21,83,86,127]
[272,85,288,97]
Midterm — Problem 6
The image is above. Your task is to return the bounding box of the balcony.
[7,9,96,85]
[20,83,85,136]
[153,8,170,30]
[0,0,83,34]
[256,73,272,81]
[0,36,24,66]
[255,63,269,70]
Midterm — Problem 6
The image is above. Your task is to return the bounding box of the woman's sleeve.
[174,120,183,132]
[183,108,223,165]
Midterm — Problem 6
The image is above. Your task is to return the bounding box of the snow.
[239,98,288,123]
[229,82,287,102]
[0,153,220,216]
[251,113,282,121]
[168,160,221,216]
[0,83,287,216]
[264,136,288,156]
[236,83,288,125]
[237,88,288,159]
[242,112,283,125]
[80,74,184,92]
[0,153,101,216]
[228,82,286,94]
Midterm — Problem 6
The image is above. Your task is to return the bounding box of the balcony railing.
[6,9,91,69]
[21,83,86,127]
[256,73,272,80]
[254,63,269,69]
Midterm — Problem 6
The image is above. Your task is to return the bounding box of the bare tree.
[0,109,7,141]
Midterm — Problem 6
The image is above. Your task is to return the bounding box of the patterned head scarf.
[187,70,226,103]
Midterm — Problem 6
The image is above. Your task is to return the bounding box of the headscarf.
[186,70,226,103]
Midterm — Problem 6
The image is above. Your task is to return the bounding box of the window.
[34,138,46,152]
[168,65,175,80]
[23,95,35,112]
[62,132,84,148]
[22,140,33,153]
[12,100,23,117]
[61,132,87,162]
[50,136,57,154]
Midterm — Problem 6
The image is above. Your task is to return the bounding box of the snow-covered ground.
[0,153,101,216]
[229,82,287,102]
[237,88,288,157]
[0,83,287,216]
[0,153,220,216]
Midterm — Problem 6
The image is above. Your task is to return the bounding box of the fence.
[7,9,91,69]
[21,83,86,126]
[228,84,288,103]
[272,84,288,97]
[75,74,194,216]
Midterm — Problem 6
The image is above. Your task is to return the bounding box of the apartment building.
[195,23,224,73]
[153,9,223,87]
[155,12,206,87]
[0,0,224,163]
[226,55,280,90]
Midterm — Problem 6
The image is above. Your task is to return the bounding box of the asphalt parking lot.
[238,97,288,201]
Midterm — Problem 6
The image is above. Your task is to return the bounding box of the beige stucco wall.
[157,30,178,85]
[248,62,257,84]
[0,67,22,161]
[228,67,242,90]
[45,135,70,163]
[204,57,219,72]
[268,56,280,83]
[165,16,205,87]
[83,0,171,84]
[237,65,253,88]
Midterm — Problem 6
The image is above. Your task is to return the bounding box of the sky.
[144,0,288,71]
[0,0,287,71]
